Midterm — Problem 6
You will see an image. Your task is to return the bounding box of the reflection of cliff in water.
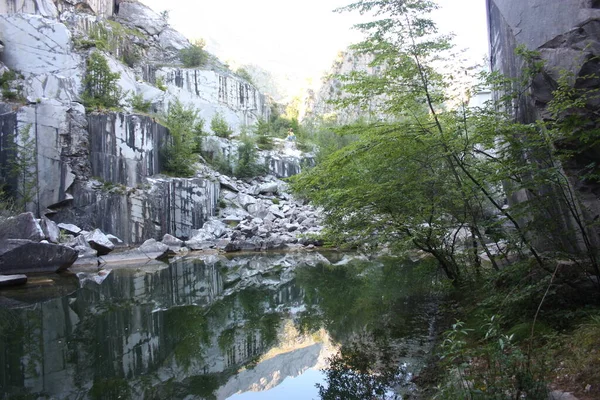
[0,253,330,399]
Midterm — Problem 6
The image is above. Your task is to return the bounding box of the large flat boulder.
[0,212,45,241]
[84,229,114,255]
[0,239,78,274]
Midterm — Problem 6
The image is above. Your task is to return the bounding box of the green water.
[0,253,438,400]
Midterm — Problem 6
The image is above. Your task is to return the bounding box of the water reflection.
[0,253,438,399]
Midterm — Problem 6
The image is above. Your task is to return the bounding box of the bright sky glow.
[141,0,488,95]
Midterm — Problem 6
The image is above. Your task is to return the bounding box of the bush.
[180,39,208,68]
[234,135,267,178]
[0,70,24,102]
[129,93,152,113]
[254,118,274,150]
[210,113,233,138]
[82,52,123,110]
[155,76,167,91]
[236,67,253,84]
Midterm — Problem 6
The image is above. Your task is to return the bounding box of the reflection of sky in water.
[227,368,325,400]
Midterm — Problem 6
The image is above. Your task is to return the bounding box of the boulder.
[158,27,189,51]
[219,175,239,192]
[0,239,78,274]
[268,205,285,219]
[0,212,45,241]
[84,229,115,255]
[237,193,257,209]
[0,274,27,287]
[255,182,279,195]
[58,223,82,235]
[40,217,60,243]
[138,239,170,259]
[202,219,228,238]
[68,235,98,258]
[162,233,183,247]
[188,229,215,242]
[116,1,167,36]
[106,234,123,245]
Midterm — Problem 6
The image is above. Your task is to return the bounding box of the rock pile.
[183,173,323,252]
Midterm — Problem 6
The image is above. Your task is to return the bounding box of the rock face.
[301,51,385,124]
[488,0,600,249]
[0,0,314,247]
[88,113,166,188]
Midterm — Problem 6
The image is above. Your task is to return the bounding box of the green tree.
[0,124,38,212]
[180,39,208,68]
[292,0,491,280]
[253,118,274,150]
[82,52,123,110]
[233,134,266,178]
[293,0,600,286]
[235,67,254,85]
[161,100,200,176]
[210,113,233,138]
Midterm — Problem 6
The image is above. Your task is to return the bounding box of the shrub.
[179,39,208,68]
[210,113,233,138]
[234,135,267,178]
[254,118,274,150]
[155,76,167,91]
[0,70,24,102]
[129,93,152,113]
[236,67,253,84]
[82,52,123,110]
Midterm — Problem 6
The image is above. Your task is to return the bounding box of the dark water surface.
[0,252,438,399]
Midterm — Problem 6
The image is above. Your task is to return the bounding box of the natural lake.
[0,252,439,399]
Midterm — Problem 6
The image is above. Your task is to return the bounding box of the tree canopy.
[290,0,600,283]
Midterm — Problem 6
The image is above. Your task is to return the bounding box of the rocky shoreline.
[0,172,323,281]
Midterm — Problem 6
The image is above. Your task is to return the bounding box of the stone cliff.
[301,50,385,124]
[487,0,600,249]
[0,0,311,245]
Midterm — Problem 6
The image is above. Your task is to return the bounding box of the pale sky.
[140,0,488,95]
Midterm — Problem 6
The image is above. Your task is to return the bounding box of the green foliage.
[77,21,143,67]
[180,39,208,68]
[1,124,38,212]
[233,134,267,178]
[0,189,16,219]
[436,317,549,399]
[300,118,359,162]
[193,118,206,153]
[318,339,404,400]
[155,76,167,91]
[291,0,600,286]
[235,67,254,84]
[82,52,123,110]
[129,92,152,113]
[253,118,274,150]
[161,100,201,176]
[210,113,233,138]
[0,70,24,102]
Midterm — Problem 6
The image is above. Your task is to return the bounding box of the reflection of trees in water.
[317,335,404,400]
[295,257,438,399]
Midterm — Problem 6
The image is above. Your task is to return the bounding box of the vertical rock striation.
[487,0,600,250]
